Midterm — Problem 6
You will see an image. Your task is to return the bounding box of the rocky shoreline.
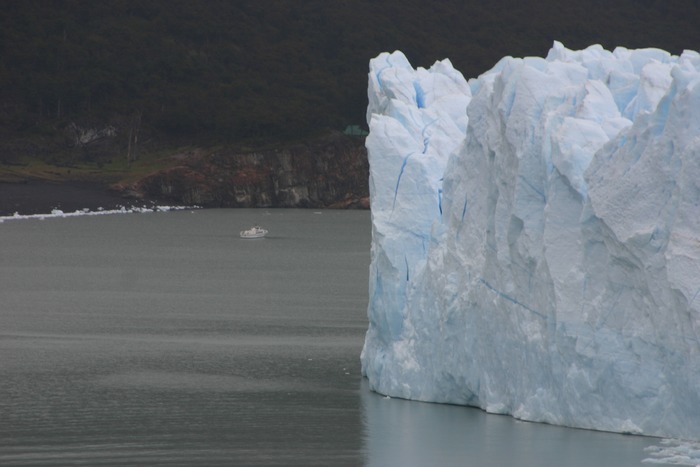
[122,132,370,210]
[0,180,160,216]
[0,133,370,216]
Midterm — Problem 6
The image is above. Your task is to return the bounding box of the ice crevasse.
[361,41,700,440]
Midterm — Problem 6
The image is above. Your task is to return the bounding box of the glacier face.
[361,42,700,439]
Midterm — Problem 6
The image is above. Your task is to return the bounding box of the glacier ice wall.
[361,43,700,439]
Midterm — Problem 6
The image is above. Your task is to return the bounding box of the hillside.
[1,0,699,203]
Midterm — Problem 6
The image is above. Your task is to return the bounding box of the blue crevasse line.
[414,81,426,108]
[374,54,394,91]
[652,91,673,136]
[479,278,546,319]
[375,69,387,90]
[405,255,410,281]
[596,288,623,330]
[421,117,439,154]
[456,197,468,240]
[438,188,443,215]
[690,288,700,307]
[519,175,546,202]
[393,152,414,211]
[578,288,624,354]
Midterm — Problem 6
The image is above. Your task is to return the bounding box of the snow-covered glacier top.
[361,41,700,440]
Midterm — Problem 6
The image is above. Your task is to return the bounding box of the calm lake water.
[0,209,677,466]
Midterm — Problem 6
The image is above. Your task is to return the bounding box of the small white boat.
[240,225,268,238]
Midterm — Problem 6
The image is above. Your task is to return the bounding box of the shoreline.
[0,180,151,216]
[0,179,370,216]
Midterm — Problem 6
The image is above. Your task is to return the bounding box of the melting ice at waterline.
[361,41,700,442]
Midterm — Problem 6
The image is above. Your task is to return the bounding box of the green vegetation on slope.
[1,0,699,170]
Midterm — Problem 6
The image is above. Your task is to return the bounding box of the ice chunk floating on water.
[361,42,700,440]
[643,438,700,465]
[0,205,191,223]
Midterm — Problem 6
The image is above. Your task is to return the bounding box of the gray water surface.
[0,209,671,466]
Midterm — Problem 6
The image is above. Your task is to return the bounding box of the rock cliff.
[127,132,369,209]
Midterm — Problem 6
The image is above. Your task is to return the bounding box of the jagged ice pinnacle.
[361,42,700,440]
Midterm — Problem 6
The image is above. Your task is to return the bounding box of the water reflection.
[360,379,660,467]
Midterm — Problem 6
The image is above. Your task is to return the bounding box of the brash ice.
[361,42,700,440]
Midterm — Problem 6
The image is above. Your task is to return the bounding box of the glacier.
[361,42,700,440]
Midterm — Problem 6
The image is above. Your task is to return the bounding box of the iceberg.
[361,42,700,440]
